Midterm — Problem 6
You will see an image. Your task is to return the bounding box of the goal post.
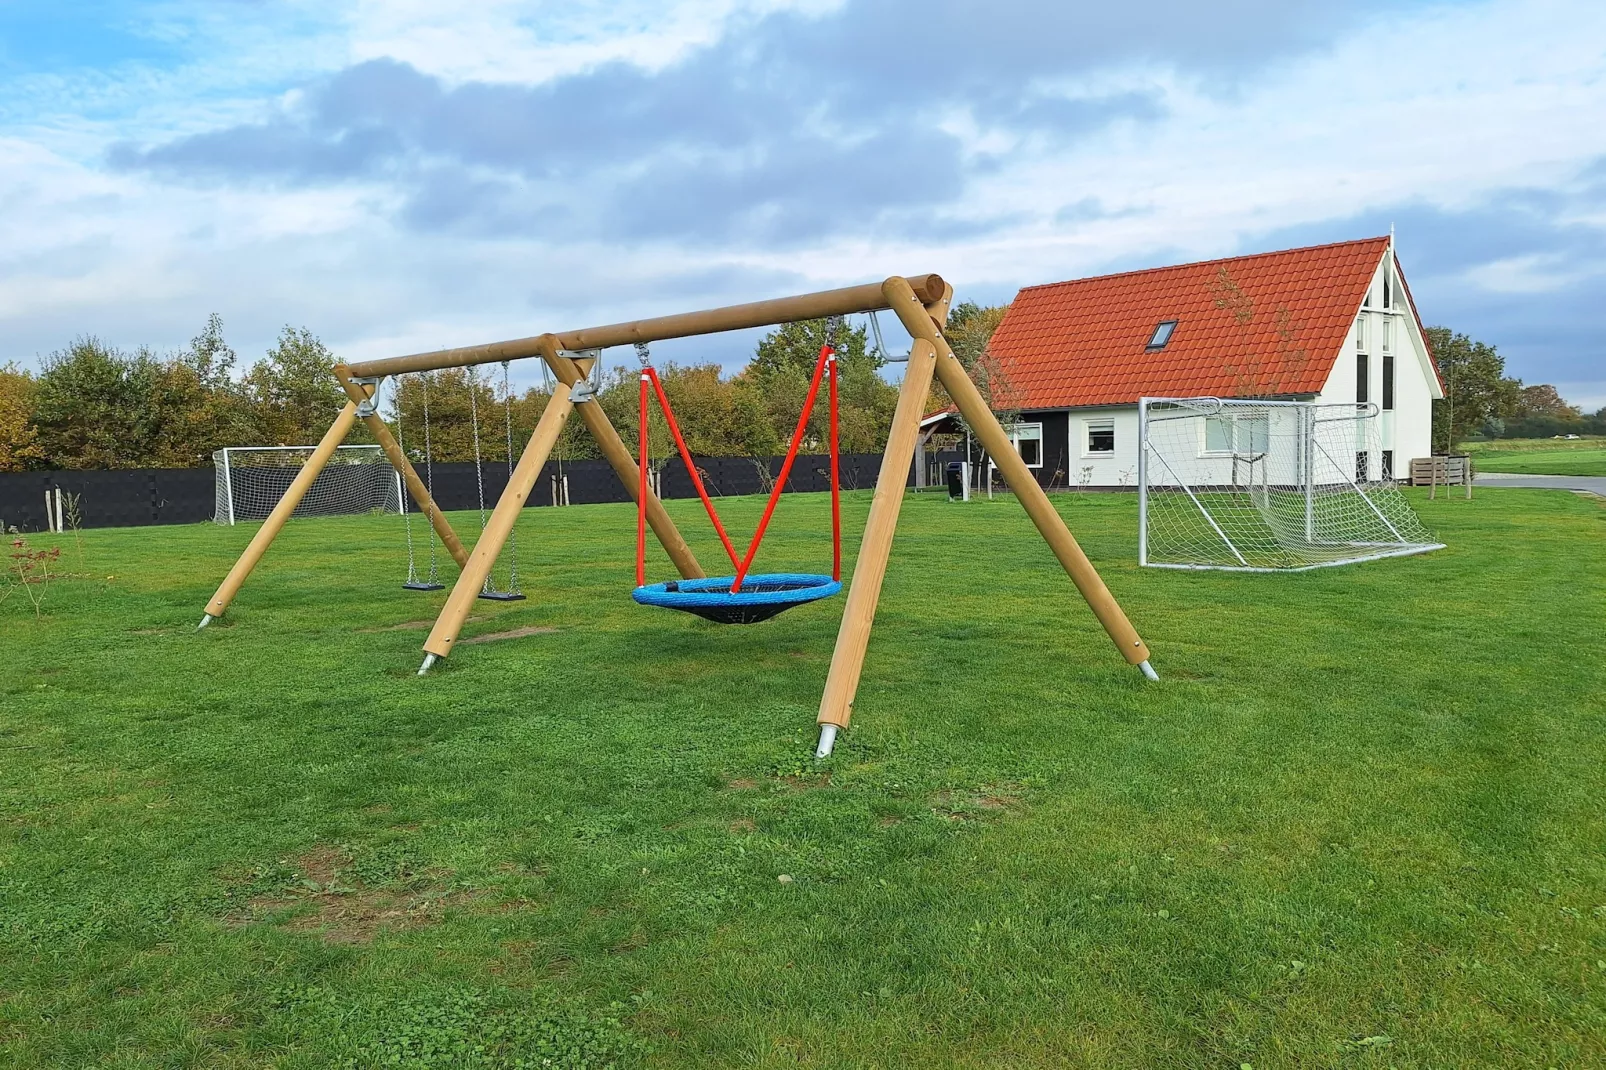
[212,445,403,525]
[1138,396,1443,571]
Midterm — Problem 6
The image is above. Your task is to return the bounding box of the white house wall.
[1313,249,1439,479]
[1059,408,1143,488]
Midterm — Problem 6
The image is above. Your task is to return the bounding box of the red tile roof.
[986,237,1393,409]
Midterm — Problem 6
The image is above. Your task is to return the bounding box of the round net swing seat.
[632,573,841,625]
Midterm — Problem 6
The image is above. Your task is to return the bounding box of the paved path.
[1474,472,1606,497]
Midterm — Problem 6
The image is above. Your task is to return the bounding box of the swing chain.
[501,360,521,595]
[633,341,651,367]
[420,373,439,583]
[468,368,493,595]
[394,375,421,585]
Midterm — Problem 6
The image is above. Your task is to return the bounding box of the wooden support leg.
[814,334,941,755]
[417,372,581,670]
[537,337,704,579]
[199,397,363,626]
[884,277,1156,679]
[332,363,471,570]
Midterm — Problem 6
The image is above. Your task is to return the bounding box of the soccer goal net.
[212,445,403,525]
[1138,397,1443,571]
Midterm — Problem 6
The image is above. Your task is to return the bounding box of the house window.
[1381,317,1393,354]
[1381,450,1394,480]
[1204,414,1269,454]
[1356,451,1369,483]
[1383,354,1395,411]
[1010,422,1044,467]
[1383,270,1392,310]
[1355,315,1367,351]
[1356,354,1369,404]
[1146,320,1177,350]
[1085,420,1115,455]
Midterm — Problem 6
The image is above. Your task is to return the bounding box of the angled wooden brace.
[535,335,704,581]
[814,277,1157,756]
[416,355,594,672]
[199,389,369,627]
[332,363,471,571]
[413,337,714,673]
[813,280,950,755]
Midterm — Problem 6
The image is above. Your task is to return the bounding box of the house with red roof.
[958,236,1442,489]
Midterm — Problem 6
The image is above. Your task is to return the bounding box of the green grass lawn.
[1463,438,1606,476]
[3,488,1604,1068]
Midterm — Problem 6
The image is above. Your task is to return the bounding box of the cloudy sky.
[2,0,1602,405]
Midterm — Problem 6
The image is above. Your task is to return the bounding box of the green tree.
[242,327,349,446]
[32,337,161,468]
[1425,327,1521,451]
[0,364,43,471]
[391,366,504,464]
[1514,384,1580,419]
[938,302,1016,414]
[144,315,256,466]
[747,318,894,453]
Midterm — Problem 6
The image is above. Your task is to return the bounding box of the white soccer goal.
[1138,397,1443,571]
[212,445,403,525]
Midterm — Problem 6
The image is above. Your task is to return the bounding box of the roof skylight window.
[1146,320,1178,350]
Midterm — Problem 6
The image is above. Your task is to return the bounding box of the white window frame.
[1355,314,1368,352]
[1008,421,1045,469]
[1200,413,1270,457]
[1082,418,1115,458]
[1380,316,1393,354]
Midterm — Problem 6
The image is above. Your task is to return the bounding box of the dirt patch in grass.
[461,625,560,645]
[361,615,486,633]
[930,785,1022,821]
[280,885,486,944]
[726,777,759,790]
[295,844,349,886]
[232,844,490,945]
[729,818,757,833]
[778,773,832,792]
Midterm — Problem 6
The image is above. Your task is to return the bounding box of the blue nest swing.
[630,342,844,626]
[633,573,842,625]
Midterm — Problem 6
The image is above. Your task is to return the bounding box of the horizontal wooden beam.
[345,274,946,379]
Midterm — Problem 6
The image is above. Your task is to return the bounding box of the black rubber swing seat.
[632,573,842,625]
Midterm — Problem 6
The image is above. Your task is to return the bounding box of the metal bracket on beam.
[349,375,386,417]
[556,348,602,401]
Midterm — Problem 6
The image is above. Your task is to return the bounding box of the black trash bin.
[946,460,965,501]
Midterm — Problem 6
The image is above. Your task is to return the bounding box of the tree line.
[0,306,1017,473]
[3,308,1577,475]
[1423,327,1603,448]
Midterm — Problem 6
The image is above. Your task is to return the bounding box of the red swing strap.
[732,342,838,592]
[635,344,842,592]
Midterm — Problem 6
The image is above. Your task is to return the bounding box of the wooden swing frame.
[198,274,1156,755]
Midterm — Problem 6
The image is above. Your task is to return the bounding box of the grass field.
[1463,437,1606,476]
[3,488,1604,1068]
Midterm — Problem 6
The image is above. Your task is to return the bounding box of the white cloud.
[340,0,839,84]
[0,0,1603,391]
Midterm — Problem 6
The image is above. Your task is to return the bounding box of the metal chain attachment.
[825,314,844,351]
